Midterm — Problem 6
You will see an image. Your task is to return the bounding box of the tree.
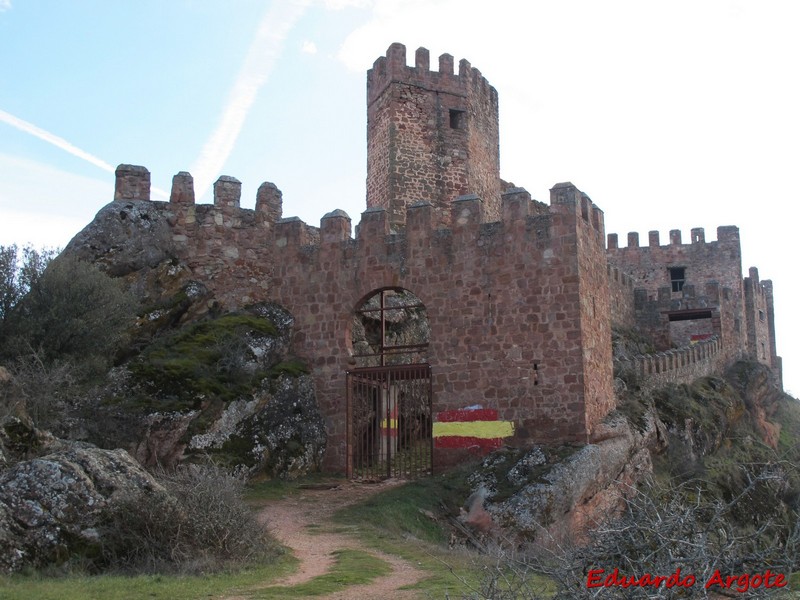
[3,254,137,364]
[0,244,55,328]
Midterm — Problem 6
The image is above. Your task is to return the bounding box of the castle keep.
[107,43,780,476]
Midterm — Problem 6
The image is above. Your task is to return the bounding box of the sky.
[1,0,798,393]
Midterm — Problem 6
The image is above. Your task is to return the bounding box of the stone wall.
[607,265,634,328]
[606,225,780,382]
[272,183,612,470]
[112,168,614,472]
[366,44,501,229]
[617,336,726,392]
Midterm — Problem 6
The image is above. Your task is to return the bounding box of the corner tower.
[367,43,501,228]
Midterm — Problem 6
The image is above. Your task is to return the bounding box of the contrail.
[0,108,169,199]
[0,108,116,173]
[190,0,310,200]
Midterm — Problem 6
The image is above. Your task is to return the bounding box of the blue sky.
[1,0,799,393]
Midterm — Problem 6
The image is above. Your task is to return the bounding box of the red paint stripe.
[434,436,502,450]
[437,408,498,423]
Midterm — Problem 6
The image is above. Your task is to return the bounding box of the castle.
[108,43,780,477]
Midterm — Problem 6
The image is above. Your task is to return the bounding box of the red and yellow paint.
[433,408,514,452]
[380,404,398,438]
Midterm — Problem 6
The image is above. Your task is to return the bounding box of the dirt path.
[255,479,428,599]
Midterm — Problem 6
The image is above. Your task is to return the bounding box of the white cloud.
[0,109,115,174]
[301,40,318,54]
[0,0,11,12]
[322,0,372,10]
[0,109,168,199]
[190,1,310,201]
[0,154,111,248]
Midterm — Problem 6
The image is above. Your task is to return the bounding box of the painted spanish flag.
[433,408,514,452]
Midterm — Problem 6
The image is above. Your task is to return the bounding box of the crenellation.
[439,52,454,75]
[320,210,352,245]
[170,171,195,205]
[717,225,739,242]
[415,46,429,70]
[501,187,531,222]
[255,182,283,223]
[451,194,483,230]
[213,176,241,211]
[114,164,150,201]
[98,42,782,476]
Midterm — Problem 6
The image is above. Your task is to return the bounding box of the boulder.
[0,445,170,574]
[63,200,175,278]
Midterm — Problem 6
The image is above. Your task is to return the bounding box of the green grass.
[252,549,389,598]
[0,557,296,600]
[331,468,555,598]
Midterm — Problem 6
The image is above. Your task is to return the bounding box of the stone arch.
[350,287,430,368]
[347,287,432,479]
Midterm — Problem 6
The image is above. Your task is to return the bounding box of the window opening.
[669,267,686,292]
[449,109,465,129]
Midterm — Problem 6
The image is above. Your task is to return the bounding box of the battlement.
[367,43,497,108]
[617,336,726,392]
[114,164,284,222]
[114,166,605,258]
[607,225,740,250]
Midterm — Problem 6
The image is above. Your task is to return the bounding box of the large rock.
[188,373,326,478]
[466,410,664,544]
[0,444,170,573]
[79,304,325,479]
[63,200,175,278]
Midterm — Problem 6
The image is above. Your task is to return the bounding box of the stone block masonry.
[101,42,782,475]
[112,165,612,472]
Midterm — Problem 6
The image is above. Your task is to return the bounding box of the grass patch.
[253,549,389,598]
[125,313,279,412]
[330,469,519,597]
[0,558,296,600]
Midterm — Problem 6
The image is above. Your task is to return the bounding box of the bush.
[3,255,137,365]
[465,472,800,599]
[97,463,278,573]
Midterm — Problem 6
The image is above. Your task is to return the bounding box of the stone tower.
[366,43,502,229]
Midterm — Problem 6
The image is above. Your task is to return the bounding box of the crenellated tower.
[366,43,501,229]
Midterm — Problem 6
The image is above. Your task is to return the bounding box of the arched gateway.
[346,288,432,480]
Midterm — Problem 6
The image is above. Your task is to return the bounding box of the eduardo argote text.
[587,567,787,593]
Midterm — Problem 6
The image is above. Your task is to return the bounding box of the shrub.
[3,255,137,365]
[97,463,278,574]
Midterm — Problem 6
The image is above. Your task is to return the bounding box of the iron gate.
[346,363,432,480]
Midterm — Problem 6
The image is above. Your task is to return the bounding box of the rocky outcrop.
[189,373,325,478]
[63,200,176,278]
[0,438,171,574]
[471,410,663,544]
[79,303,326,478]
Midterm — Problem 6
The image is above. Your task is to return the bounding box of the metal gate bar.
[346,363,432,480]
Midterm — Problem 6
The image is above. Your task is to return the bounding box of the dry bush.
[97,463,277,574]
[459,469,799,599]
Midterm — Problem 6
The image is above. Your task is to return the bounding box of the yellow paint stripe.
[433,420,514,439]
[380,419,398,429]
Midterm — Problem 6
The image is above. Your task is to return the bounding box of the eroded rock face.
[467,411,662,545]
[0,444,170,574]
[188,373,326,478]
[79,303,325,479]
[63,200,176,278]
